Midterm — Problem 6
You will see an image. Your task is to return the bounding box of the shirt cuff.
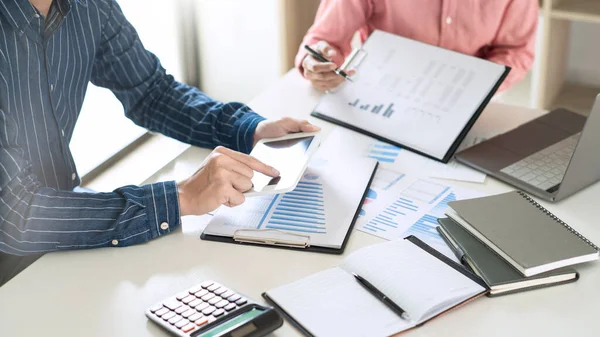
[231,111,266,154]
[143,181,181,239]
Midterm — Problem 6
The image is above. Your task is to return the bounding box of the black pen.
[352,273,411,320]
[304,45,353,82]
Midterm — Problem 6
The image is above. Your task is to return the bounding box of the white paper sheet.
[315,30,506,160]
[203,151,377,248]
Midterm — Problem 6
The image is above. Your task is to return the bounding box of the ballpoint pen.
[304,45,353,82]
[352,272,411,320]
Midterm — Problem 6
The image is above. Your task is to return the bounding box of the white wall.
[566,21,600,88]
[193,0,284,103]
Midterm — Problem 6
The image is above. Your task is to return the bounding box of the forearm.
[0,174,180,255]
[125,72,265,154]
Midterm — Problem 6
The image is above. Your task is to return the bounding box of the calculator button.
[215,300,229,309]
[150,304,163,313]
[182,295,196,304]
[235,298,247,306]
[182,309,197,318]
[196,303,210,312]
[182,323,196,333]
[207,316,217,324]
[195,317,209,326]
[154,307,170,317]
[175,306,190,314]
[201,293,215,301]
[188,299,203,308]
[175,319,190,329]
[207,284,220,292]
[168,315,182,325]
[194,289,209,298]
[202,306,216,316]
[176,292,189,300]
[201,281,214,289]
[224,303,236,311]
[212,309,225,317]
[163,300,182,311]
[162,311,176,321]
[208,297,221,305]
[214,288,227,295]
[188,285,203,294]
[227,294,241,302]
[221,290,234,299]
[188,313,203,322]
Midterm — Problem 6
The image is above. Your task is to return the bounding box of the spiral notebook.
[445,191,599,277]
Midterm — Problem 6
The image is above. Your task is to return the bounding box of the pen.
[304,45,353,82]
[352,272,411,320]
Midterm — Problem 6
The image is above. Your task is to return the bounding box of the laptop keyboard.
[500,133,581,191]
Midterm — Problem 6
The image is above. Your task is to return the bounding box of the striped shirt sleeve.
[1,103,180,255]
[90,0,265,155]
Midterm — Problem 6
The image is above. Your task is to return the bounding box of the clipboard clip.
[233,229,310,249]
[341,48,368,72]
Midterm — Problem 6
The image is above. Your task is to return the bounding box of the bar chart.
[260,180,327,234]
[367,142,402,164]
[348,99,395,118]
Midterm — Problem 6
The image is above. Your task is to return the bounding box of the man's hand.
[177,146,280,216]
[302,40,355,91]
[253,117,321,147]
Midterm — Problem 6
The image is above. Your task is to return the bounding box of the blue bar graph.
[363,194,421,234]
[264,180,327,234]
[367,142,401,164]
[349,99,359,107]
[404,214,443,240]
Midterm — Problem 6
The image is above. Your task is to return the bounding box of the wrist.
[176,182,191,217]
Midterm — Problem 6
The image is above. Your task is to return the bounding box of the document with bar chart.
[202,153,378,250]
[357,176,484,259]
[312,30,509,162]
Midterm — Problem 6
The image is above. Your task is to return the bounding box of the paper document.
[322,127,485,183]
[357,176,485,260]
[203,152,377,249]
[314,30,506,161]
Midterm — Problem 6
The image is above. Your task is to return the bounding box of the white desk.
[1,71,599,337]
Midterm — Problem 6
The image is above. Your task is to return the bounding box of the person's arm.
[90,0,264,155]
[295,0,372,74]
[0,103,180,255]
[483,0,538,92]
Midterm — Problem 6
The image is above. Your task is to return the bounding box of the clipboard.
[200,162,379,255]
[262,236,489,337]
[311,30,511,163]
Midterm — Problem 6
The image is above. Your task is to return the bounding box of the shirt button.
[111,240,119,246]
[61,129,65,137]
[160,222,169,231]
[446,16,453,25]
[71,173,77,180]
[50,84,54,91]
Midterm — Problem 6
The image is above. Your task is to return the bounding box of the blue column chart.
[348,99,394,118]
[257,178,327,235]
[367,141,402,164]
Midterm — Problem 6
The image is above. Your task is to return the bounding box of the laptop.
[455,95,600,202]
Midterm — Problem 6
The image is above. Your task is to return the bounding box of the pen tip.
[401,312,411,320]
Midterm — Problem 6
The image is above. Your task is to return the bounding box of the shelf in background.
[550,83,600,115]
[552,0,600,24]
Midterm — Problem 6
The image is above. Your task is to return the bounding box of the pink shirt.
[296,0,538,92]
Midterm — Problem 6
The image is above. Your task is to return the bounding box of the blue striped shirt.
[0,0,265,255]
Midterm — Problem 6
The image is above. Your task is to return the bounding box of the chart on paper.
[357,177,484,259]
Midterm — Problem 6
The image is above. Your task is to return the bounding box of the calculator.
[146,280,283,337]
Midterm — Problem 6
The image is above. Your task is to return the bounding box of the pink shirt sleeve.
[294,0,372,76]
[483,0,538,92]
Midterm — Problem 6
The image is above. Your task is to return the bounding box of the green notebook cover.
[437,218,578,297]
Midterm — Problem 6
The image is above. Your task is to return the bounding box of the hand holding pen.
[302,41,355,91]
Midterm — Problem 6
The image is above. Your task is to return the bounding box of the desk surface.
[1,71,599,337]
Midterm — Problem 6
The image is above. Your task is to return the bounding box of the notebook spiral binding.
[517,191,600,251]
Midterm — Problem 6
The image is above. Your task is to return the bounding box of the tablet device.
[244,131,321,197]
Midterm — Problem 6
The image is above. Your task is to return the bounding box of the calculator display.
[196,308,264,337]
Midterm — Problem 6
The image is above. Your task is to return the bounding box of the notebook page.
[266,268,413,337]
[339,239,485,322]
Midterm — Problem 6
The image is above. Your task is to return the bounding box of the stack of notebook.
[437,190,599,296]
